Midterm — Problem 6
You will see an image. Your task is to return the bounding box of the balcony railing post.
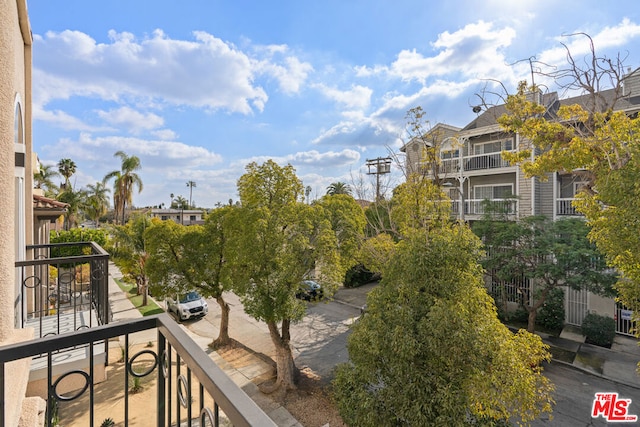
[157,332,166,427]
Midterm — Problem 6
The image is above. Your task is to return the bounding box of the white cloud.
[75,133,223,167]
[97,106,164,134]
[33,105,107,132]
[315,84,372,110]
[32,29,309,114]
[539,18,640,69]
[287,149,361,167]
[234,149,361,171]
[256,55,314,94]
[152,129,179,140]
[358,21,517,84]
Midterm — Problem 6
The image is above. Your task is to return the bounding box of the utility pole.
[366,157,392,201]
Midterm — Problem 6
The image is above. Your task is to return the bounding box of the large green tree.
[334,176,554,425]
[226,160,341,391]
[109,213,151,306]
[314,194,366,274]
[145,208,234,347]
[473,214,617,332]
[104,151,143,225]
[334,225,554,426]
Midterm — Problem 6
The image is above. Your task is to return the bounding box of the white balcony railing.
[556,198,584,216]
[430,151,515,176]
[451,198,518,217]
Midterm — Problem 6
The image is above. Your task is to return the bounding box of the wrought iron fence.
[16,242,111,337]
[0,314,276,427]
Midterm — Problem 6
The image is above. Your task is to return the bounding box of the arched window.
[14,97,26,326]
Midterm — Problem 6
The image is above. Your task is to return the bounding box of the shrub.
[537,288,565,332]
[581,313,616,347]
[508,307,529,324]
[344,264,378,288]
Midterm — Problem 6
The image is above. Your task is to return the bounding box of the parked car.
[296,280,323,301]
[167,291,208,321]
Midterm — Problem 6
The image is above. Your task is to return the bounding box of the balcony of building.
[555,173,588,218]
[421,149,517,180]
[450,198,518,221]
[7,242,275,426]
[0,314,276,426]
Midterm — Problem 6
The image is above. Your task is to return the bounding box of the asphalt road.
[185,291,360,375]
[185,290,640,425]
[532,362,640,426]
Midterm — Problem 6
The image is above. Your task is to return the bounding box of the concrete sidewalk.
[107,262,303,427]
[543,325,640,389]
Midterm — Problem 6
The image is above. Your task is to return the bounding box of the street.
[184,289,640,425]
[185,290,360,379]
[532,362,640,426]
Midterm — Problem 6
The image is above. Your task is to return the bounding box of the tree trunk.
[526,308,538,333]
[211,296,231,348]
[267,319,297,391]
[526,286,551,333]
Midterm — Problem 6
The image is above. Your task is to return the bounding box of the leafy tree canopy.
[334,225,554,426]
[473,214,617,332]
[226,160,342,389]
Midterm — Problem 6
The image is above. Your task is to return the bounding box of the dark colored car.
[296,280,323,301]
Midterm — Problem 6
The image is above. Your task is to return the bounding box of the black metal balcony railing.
[0,314,276,427]
[16,242,111,337]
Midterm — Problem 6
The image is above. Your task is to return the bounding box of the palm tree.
[104,151,143,225]
[174,195,188,225]
[85,181,111,227]
[186,180,196,208]
[34,163,60,196]
[57,158,76,190]
[326,181,352,196]
[57,186,87,230]
[174,195,188,208]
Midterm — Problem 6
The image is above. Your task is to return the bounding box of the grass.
[114,278,164,316]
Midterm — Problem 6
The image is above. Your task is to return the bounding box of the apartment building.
[147,208,205,226]
[400,71,640,335]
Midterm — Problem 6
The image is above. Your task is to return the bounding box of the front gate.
[615,303,636,336]
[565,288,588,326]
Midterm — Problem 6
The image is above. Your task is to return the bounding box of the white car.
[167,291,208,321]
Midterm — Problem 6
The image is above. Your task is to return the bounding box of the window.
[573,181,588,195]
[440,149,459,159]
[473,139,513,154]
[474,184,513,199]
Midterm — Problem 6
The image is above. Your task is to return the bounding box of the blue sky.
[27,0,640,208]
